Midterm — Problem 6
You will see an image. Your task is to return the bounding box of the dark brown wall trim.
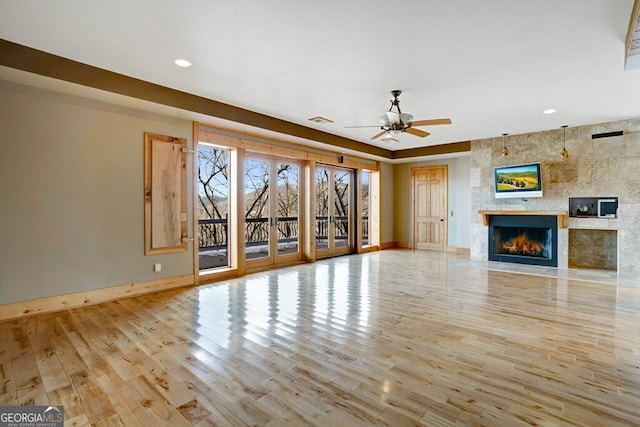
[1,39,393,158]
[392,141,471,159]
[1,39,471,160]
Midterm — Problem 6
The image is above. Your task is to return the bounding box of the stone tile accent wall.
[569,229,617,270]
[470,118,640,277]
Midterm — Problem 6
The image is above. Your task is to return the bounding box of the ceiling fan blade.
[370,130,388,140]
[405,127,431,138]
[410,118,452,127]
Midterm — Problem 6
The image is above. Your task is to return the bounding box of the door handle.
[440,218,444,222]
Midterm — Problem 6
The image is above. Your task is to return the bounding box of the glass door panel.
[197,144,230,271]
[276,162,299,256]
[315,167,330,251]
[245,158,270,260]
[333,170,350,250]
[315,166,352,258]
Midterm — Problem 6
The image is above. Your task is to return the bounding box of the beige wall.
[379,161,394,245]
[470,118,640,277]
[0,79,398,305]
[0,80,194,304]
[392,156,472,249]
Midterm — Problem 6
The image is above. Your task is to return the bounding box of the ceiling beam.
[0,39,394,158]
[392,141,471,159]
[626,0,640,70]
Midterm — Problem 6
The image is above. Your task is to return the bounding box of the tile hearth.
[468,258,640,287]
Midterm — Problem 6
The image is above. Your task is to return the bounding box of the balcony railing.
[198,217,301,250]
[198,216,368,269]
[198,218,228,249]
[245,216,299,247]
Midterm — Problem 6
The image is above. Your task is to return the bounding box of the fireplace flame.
[502,232,543,256]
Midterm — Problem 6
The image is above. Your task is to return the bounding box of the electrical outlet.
[154,263,161,273]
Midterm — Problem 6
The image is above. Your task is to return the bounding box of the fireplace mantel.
[478,210,568,229]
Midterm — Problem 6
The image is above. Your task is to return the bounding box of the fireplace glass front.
[488,215,558,267]
[493,227,551,258]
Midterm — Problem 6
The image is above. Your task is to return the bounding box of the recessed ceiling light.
[174,58,192,68]
[543,108,557,114]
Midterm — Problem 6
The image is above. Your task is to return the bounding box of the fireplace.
[488,214,558,267]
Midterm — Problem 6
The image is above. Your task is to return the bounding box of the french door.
[245,156,301,268]
[315,165,352,258]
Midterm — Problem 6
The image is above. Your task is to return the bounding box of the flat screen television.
[494,162,543,199]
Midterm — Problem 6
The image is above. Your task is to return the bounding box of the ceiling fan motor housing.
[385,123,407,132]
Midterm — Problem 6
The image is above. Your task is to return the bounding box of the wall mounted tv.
[494,162,543,199]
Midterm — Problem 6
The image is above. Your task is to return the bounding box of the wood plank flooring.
[1,249,639,426]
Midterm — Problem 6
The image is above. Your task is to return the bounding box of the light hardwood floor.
[1,250,639,426]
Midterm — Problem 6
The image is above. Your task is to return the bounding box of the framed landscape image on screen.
[494,162,543,199]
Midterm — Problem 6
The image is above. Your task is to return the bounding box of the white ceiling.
[1,0,640,153]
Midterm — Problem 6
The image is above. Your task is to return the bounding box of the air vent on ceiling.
[308,116,333,124]
[592,130,623,139]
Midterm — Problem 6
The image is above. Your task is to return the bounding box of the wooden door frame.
[244,155,303,270]
[412,165,448,250]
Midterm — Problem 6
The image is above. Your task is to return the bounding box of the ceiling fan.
[347,90,452,142]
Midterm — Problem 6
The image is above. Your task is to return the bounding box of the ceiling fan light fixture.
[380,112,414,125]
[400,113,414,124]
[380,130,400,142]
